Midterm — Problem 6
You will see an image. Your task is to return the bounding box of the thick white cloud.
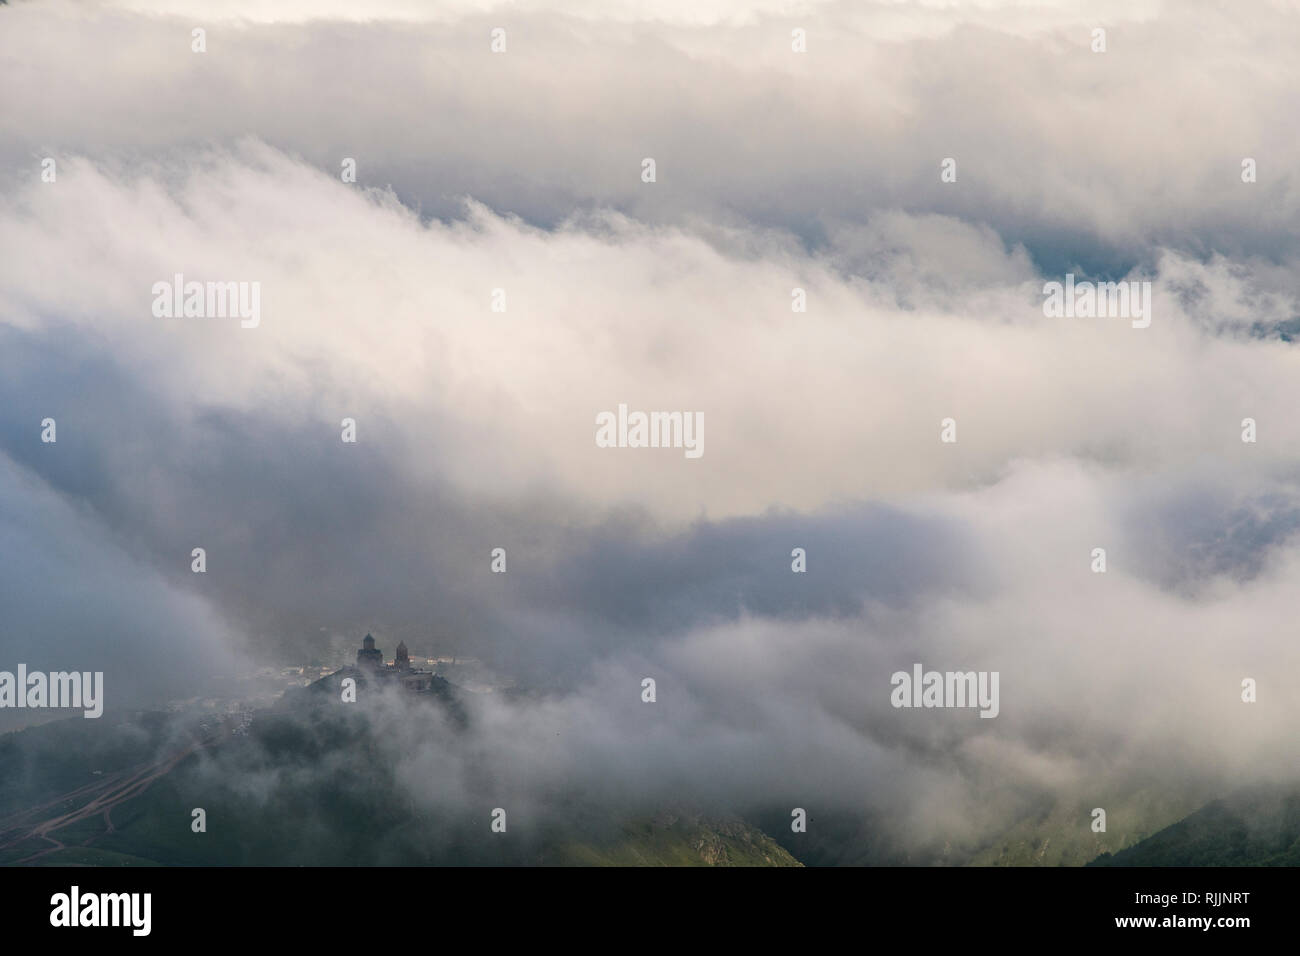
[3,147,1297,519]
[4,0,1298,265]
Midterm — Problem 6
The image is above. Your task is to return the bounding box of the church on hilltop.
[351,633,436,693]
[288,633,468,728]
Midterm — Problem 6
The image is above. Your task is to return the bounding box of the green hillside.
[1091,785,1300,866]
[969,789,1197,866]
[8,705,1297,868]
[551,811,800,866]
[0,707,798,867]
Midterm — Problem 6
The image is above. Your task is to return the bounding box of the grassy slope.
[1091,786,1300,866]
[552,813,801,866]
[1,712,801,866]
[969,789,1198,866]
[13,711,1299,867]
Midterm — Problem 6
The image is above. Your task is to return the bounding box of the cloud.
[4,0,1299,271]
[0,453,241,731]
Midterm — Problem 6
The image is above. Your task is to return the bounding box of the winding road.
[0,723,225,864]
